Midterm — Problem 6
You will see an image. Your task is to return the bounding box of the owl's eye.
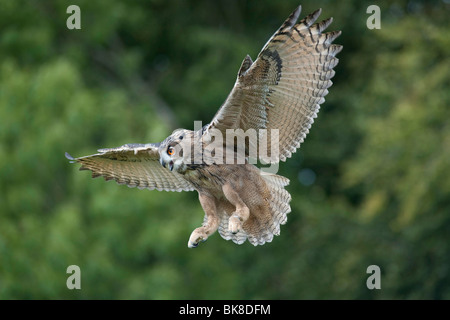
[167,147,175,156]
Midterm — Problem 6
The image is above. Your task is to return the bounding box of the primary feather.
[206,5,342,162]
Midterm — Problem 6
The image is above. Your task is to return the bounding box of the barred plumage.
[207,6,342,162]
[66,5,341,247]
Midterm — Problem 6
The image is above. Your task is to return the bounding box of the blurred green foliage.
[0,0,449,299]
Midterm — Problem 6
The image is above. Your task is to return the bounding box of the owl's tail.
[261,171,292,227]
[253,172,292,244]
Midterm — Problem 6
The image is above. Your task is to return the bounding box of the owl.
[66,6,342,248]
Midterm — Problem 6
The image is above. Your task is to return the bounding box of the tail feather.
[262,172,292,225]
[263,173,292,229]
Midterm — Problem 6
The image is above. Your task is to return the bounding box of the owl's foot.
[188,227,209,248]
[228,213,243,234]
[228,203,250,234]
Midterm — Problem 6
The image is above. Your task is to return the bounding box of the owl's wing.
[205,6,342,162]
[66,143,195,192]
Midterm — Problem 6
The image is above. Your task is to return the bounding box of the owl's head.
[159,129,191,173]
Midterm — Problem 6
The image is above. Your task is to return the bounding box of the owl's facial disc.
[159,142,186,173]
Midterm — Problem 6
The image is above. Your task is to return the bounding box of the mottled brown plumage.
[66,5,342,247]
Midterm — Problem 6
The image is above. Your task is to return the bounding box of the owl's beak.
[160,159,174,171]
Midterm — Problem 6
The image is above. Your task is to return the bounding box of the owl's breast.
[182,164,226,194]
[182,164,263,199]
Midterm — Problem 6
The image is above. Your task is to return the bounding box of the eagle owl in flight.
[66,6,342,248]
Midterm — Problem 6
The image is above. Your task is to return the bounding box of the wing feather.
[206,6,342,162]
[66,143,195,192]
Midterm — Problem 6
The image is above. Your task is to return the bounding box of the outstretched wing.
[205,6,342,162]
[66,143,195,192]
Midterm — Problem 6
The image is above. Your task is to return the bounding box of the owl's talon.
[188,241,199,248]
[188,228,208,248]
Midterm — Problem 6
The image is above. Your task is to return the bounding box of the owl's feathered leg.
[188,193,219,248]
[222,183,250,234]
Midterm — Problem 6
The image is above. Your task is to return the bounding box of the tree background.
[0,0,449,299]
